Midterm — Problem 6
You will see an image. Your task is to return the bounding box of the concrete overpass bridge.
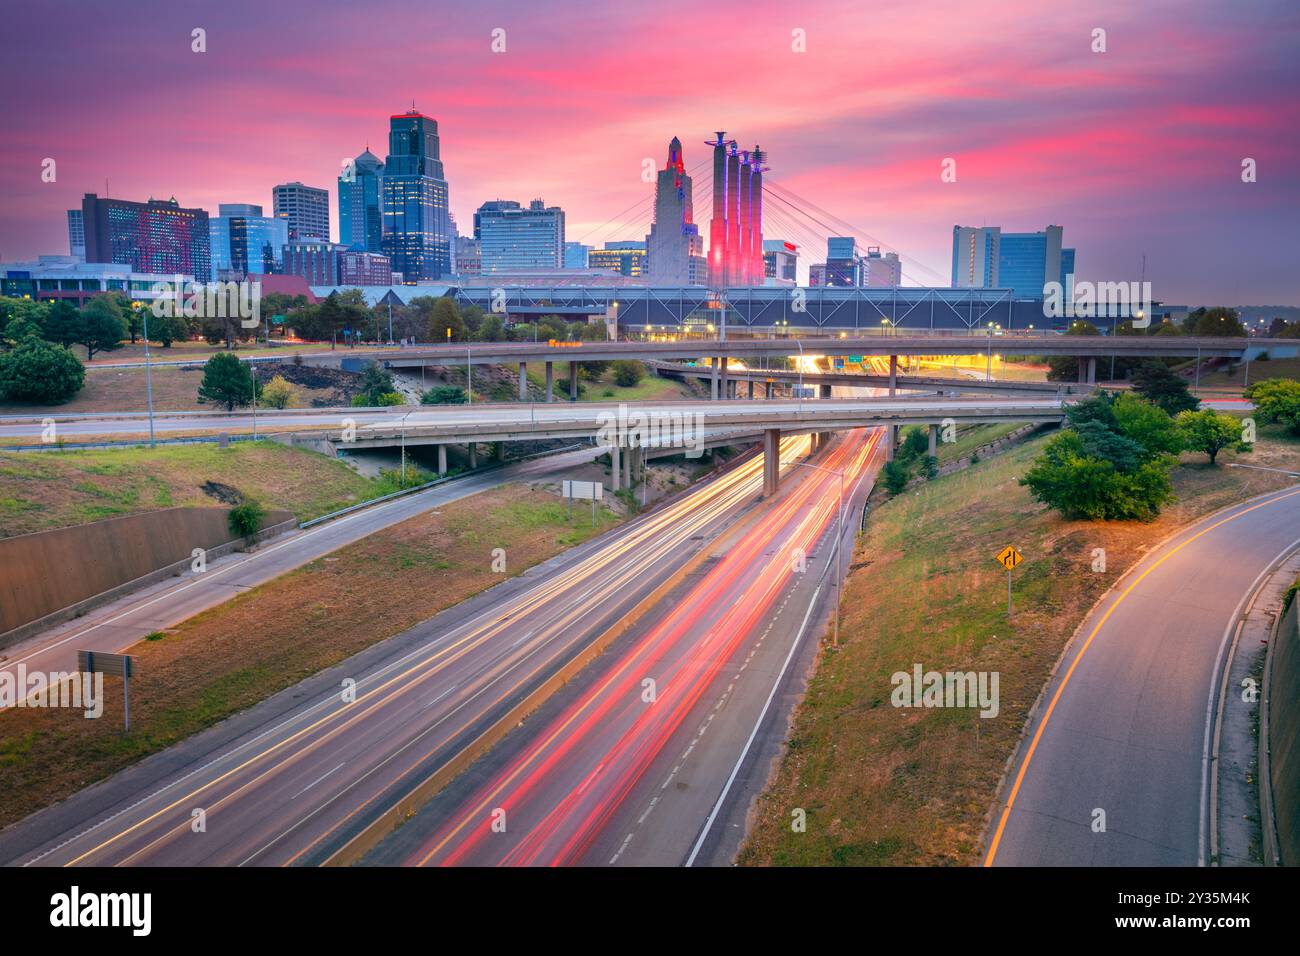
[328,396,1066,496]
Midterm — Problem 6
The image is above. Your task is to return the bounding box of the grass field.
[739,429,1300,867]
[1195,356,1300,390]
[0,484,620,828]
[0,441,387,537]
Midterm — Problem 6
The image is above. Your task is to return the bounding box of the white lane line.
[292,763,346,800]
[686,583,823,868]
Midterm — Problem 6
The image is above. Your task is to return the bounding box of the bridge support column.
[1087,357,1096,385]
[819,432,832,451]
[718,359,729,400]
[809,433,819,454]
[623,440,632,488]
[748,380,755,400]
[820,383,832,398]
[763,429,780,498]
[889,354,898,396]
[545,361,553,402]
[928,423,938,458]
[765,382,773,400]
[437,444,447,475]
[569,361,578,401]
[711,361,719,400]
[468,442,477,469]
[519,361,528,401]
[610,441,621,492]
[885,426,896,462]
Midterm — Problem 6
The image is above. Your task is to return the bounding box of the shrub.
[881,459,911,494]
[259,374,298,409]
[612,359,645,388]
[198,352,254,411]
[1246,377,1300,436]
[421,385,467,405]
[228,501,266,540]
[1020,430,1173,521]
[0,337,85,404]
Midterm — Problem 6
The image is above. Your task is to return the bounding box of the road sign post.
[78,650,138,733]
[563,479,603,527]
[995,546,1022,617]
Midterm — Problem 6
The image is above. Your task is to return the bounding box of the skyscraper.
[951,224,1075,297]
[66,209,85,260]
[210,203,288,277]
[338,149,384,252]
[272,182,330,242]
[645,137,705,284]
[81,193,211,281]
[706,132,765,287]
[476,199,565,273]
[382,109,452,281]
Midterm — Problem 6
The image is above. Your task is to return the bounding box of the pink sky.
[1,0,1297,303]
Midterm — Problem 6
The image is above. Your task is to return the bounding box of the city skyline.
[1,0,1297,302]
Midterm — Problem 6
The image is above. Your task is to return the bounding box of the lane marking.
[292,763,346,800]
[984,485,1300,867]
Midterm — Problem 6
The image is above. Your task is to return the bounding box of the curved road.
[986,484,1300,866]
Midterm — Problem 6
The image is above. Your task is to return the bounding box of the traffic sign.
[78,650,137,733]
[995,546,1022,570]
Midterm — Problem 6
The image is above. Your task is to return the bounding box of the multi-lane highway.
[985,484,1300,866]
[371,429,881,866]
[1,437,831,867]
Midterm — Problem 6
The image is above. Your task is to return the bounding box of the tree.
[1131,360,1199,415]
[1020,430,1173,521]
[3,315,43,348]
[1184,306,1245,338]
[1074,419,1146,471]
[881,459,911,495]
[421,385,468,405]
[198,352,254,411]
[79,295,128,361]
[41,300,84,348]
[0,337,85,404]
[416,296,464,342]
[899,426,929,461]
[475,313,507,342]
[612,360,645,388]
[1064,392,1119,431]
[355,361,396,405]
[1245,377,1300,436]
[153,310,190,348]
[1112,393,1183,457]
[1175,409,1245,465]
[461,304,486,339]
[260,374,298,409]
[228,501,266,541]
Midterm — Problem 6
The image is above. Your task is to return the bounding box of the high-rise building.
[564,242,591,269]
[809,263,826,287]
[861,247,901,288]
[706,132,765,287]
[66,209,85,260]
[762,240,798,285]
[209,203,288,277]
[645,137,706,285]
[454,236,482,277]
[281,240,346,285]
[825,236,860,287]
[81,193,211,282]
[382,109,452,281]
[477,199,565,273]
[952,224,1074,298]
[338,149,384,252]
[588,241,647,277]
[272,182,330,242]
[339,249,394,286]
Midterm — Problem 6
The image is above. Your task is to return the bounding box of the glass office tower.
[382,110,452,281]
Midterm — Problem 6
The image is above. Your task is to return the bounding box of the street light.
[136,301,156,448]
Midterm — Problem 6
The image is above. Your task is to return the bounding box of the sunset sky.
[1,0,1296,303]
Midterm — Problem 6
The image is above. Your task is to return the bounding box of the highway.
[0,439,805,867]
[0,447,602,679]
[985,484,1300,866]
[371,429,881,867]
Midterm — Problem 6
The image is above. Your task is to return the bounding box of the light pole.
[780,454,846,647]
[795,338,805,409]
[399,408,414,485]
[138,302,155,448]
[986,322,995,381]
[466,342,472,404]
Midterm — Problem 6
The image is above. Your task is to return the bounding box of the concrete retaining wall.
[0,506,293,643]
[1266,596,1300,865]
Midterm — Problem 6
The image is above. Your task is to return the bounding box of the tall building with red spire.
[646,137,705,284]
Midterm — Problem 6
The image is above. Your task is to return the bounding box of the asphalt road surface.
[985,483,1300,866]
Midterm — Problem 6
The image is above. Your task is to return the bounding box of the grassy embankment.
[0,441,406,537]
[0,484,619,827]
[740,425,1300,866]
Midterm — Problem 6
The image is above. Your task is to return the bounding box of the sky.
[1,0,1297,304]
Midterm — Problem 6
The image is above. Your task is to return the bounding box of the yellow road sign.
[996,546,1022,570]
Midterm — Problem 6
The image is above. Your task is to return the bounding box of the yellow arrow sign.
[996,546,1022,570]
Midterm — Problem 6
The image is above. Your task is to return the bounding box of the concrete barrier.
[0,506,293,646]
[1264,593,1300,865]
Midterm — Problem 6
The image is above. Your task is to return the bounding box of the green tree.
[3,315,44,347]
[1245,377,1300,436]
[260,374,298,409]
[1019,430,1173,521]
[1184,306,1245,337]
[0,337,85,404]
[1175,409,1245,465]
[198,352,254,411]
[1112,393,1183,457]
[1131,360,1199,415]
[612,360,645,388]
[421,385,468,405]
[461,304,486,339]
[355,361,396,405]
[881,459,911,494]
[79,295,128,361]
[426,297,465,342]
[475,313,507,342]
[41,300,84,348]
